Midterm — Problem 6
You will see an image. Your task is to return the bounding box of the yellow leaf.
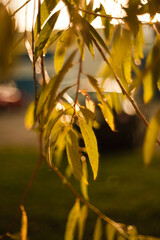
[66,129,82,180]
[106,223,116,240]
[93,217,102,240]
[143,109,160,165]
[79,118,99,180]
[78,205,88,240]
[143,72,153,103]
[64,199,80,240]
[80,156,89,200]
[20,205,28,240]
[24,101,35,130]
[85,99,95,113]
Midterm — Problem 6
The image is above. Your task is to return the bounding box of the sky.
[4,0,160,32]
[6,0,129,32]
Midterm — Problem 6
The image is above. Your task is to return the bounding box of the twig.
[11,0,31,17]
[91,36,160,146]
[47,160,129,239]
[71,55,82,124]
[32,0,38,105]
[78,7,124,21]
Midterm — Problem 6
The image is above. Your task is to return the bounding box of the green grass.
[0,147,160,239]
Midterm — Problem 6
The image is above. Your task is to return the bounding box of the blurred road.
[0,107,38,147]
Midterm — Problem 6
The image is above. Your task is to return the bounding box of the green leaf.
[24,101,35,130]
[78,205,88,240]
[66,129,82,180]
[106,223,116,240]
[64,199,80,240]
[93,217,102,240]
[143,108,160,165]
[79,118,99,180]
[34,0,60,37]
[54,30,71,74]
[143,71,153,103]
[35,10,60,61]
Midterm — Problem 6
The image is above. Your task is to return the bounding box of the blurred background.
[0,1,160,240]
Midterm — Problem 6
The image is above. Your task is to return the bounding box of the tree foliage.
[1,0,160,239]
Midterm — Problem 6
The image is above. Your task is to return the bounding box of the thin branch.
[47,160,129,239]
[11,0,31,17]
[32,0,38,105]
[91,36,160,146]
[71,55,82,124]
[75,55,82,105]
[78,7,124,21]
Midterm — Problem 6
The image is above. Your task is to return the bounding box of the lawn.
[0,147,160,239]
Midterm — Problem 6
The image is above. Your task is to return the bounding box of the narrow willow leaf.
[93,217,102,240]
[80,157,89,200]
[79,118,99,180]
[35,11,60,61]
[98,101,116,132]
[106,223,116,240]
[157,78,160,91]
[85,99,95,113]
[66,129,82,180]
[133,25,144,62]
[123,55,132,84]
[117,233,126,240]
[44,110,66,146]
[64,199,80,240]
[36,75,56,117]
[44,30,64,53]
[78,205,88,240]
[20,205,28,240]
[87,75,116,131]
[46,50,77,119]
[88,21,110,55]
[34,0,60,37]
[24,101,35,130]
[54,30,70,74]
[72,11,94,58]
[53,126,70,166]
[112,26,132,68]
[143,108,160,165]
[46,125,62,165]
[143,71,153,103]
[110,93,122,114]
[80,106,95,125]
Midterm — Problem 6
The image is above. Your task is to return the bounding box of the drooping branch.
[46,159,129,239]
[91,36,160,146]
